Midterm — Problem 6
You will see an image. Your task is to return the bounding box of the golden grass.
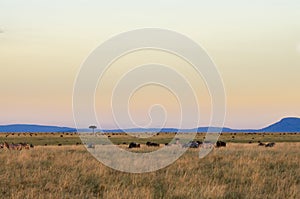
[0,142,299,198]
[1,132,300,146]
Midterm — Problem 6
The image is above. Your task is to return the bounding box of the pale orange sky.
[0,1,299,129]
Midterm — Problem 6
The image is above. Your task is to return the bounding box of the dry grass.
[1,132,300,146]
[0,143,299,199]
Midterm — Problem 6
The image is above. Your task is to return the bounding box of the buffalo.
[258,142,265,146]
[216,141,226,148]
[129,142,140,148]
[146,142,160,147]
[265,142,275,147]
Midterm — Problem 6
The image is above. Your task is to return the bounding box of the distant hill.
[96,127,258,133]
[259,117,300,132]
[0,124,77,133]
[0,117,299,133]
[101,128,179,133]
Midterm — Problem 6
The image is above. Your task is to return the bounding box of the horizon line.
[0,116,299,131]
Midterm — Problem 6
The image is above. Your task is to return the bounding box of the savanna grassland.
[0,133,299,199]
[1,132,300,146]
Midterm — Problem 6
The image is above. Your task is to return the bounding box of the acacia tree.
[89,125,97,136]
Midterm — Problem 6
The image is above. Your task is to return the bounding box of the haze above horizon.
[0,1,299,129]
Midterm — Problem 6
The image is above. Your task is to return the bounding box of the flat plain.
[0,133,299,199]
[1,132,300,146]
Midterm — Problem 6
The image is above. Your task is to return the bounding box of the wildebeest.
[183,141,200,148]
[216,141,226,148]
[258,142,265,146]
[129,142,140,148]
[87,143,95,148]
[265,142,275,147]
[146,142,160,147]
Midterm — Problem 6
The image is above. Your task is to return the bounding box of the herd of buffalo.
[127,140,276,149]
[0,140,276,150]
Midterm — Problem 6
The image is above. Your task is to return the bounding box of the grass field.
[1,132,300,146]
[0,142,299,199]
[0,133,299,198]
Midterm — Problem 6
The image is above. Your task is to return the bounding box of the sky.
[0,0,300,129]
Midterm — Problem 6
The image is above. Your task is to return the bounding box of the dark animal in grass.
[258,142,265,146]
[265,142,275,147]
[216,141,226,148]
[87,143,95,148]
[183,141,200,148]
[128,142,140,148]
[146,142,160,147]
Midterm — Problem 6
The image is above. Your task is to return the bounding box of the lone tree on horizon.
[89,125,97,135]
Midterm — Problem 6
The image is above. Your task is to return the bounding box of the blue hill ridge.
[259,117,300,132]
[0,124,77,133]
[0,117,299,133]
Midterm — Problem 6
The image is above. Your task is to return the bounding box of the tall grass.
[0,143,299,198]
